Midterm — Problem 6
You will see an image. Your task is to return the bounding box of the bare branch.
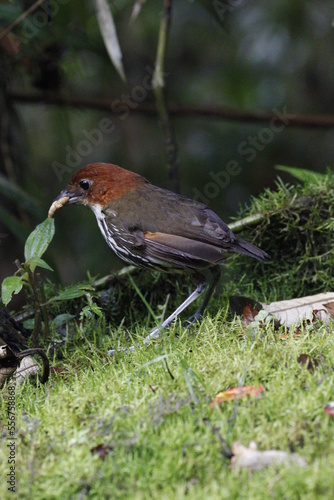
[7,91,334,129]
[0,0,45,41]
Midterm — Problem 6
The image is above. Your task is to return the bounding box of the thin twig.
[0,0,46,41]
[228,213,266,233]
[0,99,15,180]
[7,91,334,129]
[163,356,175,380]
[16,348,50,383]
[153,0,180,192]
[203,418,233,459]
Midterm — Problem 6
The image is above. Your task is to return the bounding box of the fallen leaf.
[230,296,279,333]
[242,304,259,326]
[325,402,334,417]
[312,309,323,321]
[15,356,40,383]
[262,292,334,327]
[231,440,306,470]
[210,385,264,408]
[280,331,302,340]
[324,302,334,317]
[297,354,319,371]
[50,366,69,375]
[91,443,109,460]
[229,296,263,317]
[280,310,323,339]
[0,346,49,386]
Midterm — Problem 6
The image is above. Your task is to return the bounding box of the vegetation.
[1,174,334,498]
[2,1,334,497]
[228,169,334,301]
[1,297,334,498]
[2,1,334,283]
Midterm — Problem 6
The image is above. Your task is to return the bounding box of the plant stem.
[153,0,179,192]
[36,273,50,340]
[27,269,42,347]
[228,213,266,233]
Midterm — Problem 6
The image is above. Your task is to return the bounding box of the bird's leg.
[185,266,221,325]
[142,281,207,344]
[108,267,221,354]
[108,281,207,355]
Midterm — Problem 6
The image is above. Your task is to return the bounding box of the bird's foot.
[108,345,135,355]
[184,311,203,329]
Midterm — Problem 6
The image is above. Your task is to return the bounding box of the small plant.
[1,218,55,346]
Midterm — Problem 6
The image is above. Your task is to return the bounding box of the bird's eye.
[79,180,91,191]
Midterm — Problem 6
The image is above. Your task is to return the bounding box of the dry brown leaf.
[91,443,110,460]
[325,402,334,417]
[210,385,264,408]
[297,354,320,371]
[242,304,259,326]
[324,301,334,317]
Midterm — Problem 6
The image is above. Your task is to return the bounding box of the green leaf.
[80,302,103,320]
[23,319,35,330]
[24,218,55,261]
[275,165,326,183]
[90,302,103,318]
[25,257,54,273]
[51,284,93,302]
[94,0,126,82]
[1,276,23,306]
[51,314,76,328]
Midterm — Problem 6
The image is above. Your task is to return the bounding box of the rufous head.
[52,163,146,209]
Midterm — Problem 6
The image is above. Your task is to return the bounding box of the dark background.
[1,0,334,289]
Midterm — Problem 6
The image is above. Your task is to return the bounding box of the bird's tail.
[233,236,270,262]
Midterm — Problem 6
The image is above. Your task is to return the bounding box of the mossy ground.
[229,172,334,301]
[1,174,334,499]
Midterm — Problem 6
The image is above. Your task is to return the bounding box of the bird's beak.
[48,186,84,218]
[53,187,83,205]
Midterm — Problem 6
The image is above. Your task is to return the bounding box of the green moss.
[1,316,334,499]
[227,172,334,301]
[3,175,334,498]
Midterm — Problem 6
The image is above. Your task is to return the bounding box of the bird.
[50,162,268,350]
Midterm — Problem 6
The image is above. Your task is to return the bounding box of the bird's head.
[50,163,145,215]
